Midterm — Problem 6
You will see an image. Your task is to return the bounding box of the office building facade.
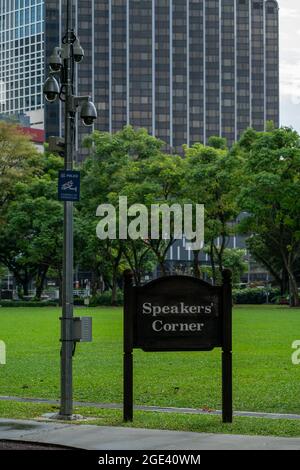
[0,0,44,128]
[45,0,279,155]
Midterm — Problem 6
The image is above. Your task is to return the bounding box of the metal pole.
[60,0,74,419]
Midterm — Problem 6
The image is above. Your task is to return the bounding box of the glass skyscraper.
[45,0,279,156]
[0,0,44,126]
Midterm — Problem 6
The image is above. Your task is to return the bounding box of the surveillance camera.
[43,76,60,103]
[73,39,84,63]
[49,47,62,72]
[80,99,97,126]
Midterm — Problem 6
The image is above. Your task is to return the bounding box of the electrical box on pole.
[73,317,92,343]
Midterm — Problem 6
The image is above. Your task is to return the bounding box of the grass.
[0,305,300,436]
[1,400,300,438]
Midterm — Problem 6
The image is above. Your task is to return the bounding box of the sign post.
[123,271,134,422]
[123,270,232,423]
[221,269,233,423]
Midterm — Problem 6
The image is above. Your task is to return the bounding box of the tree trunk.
[281,250,300,307]
[159,260,166,277]
[111,262,120,306]
[122,245,140,286]
[12,274,25,299]
[16,283,23,299]
[35,267,48,301]
[23,284,29,296]
[192,250,201,278]
[280,269,289,296]
[210,242,216,285]
[21,276,30,297]
[216,237,226,277]
[288,275,300,307]
[111,271,118,306]
[133,267,142,286]
[14,273,30,298]
[111,248,123,306]
[91,270,100,297]
[111,280,117,306]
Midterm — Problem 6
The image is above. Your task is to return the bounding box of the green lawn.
[1,400,300,438]
[1,304,300,438]
[0,305,299,416]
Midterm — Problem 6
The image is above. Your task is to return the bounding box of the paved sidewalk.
[0,419,300,450]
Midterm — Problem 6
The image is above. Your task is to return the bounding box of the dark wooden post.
[123,270,134,422]
[222,269,233,423]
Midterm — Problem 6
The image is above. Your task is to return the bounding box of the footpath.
[0,418,300,450]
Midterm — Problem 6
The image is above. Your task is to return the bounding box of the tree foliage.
[0,151,64,298]
[237,127,300,306]
[0,122,41,218]
[182,142,242,283]
[1,121,300,306]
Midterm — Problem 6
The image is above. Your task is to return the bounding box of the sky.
[280,0,300,131]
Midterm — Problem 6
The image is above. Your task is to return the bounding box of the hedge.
[0,295,121,308]
[232,287,280,305]
[0,288,282,307]
[0,300,59,308]
[89,289,123,307]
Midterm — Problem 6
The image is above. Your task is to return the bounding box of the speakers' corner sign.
[58,170,80,202]
[135,276,222,352]
[123,270,233,423]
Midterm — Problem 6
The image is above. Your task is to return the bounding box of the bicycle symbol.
[62,180,77,192]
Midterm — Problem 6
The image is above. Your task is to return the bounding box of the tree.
[79,126,165,300]
[237,127,300,306]
[80,126,184,296]
[207,136,227,150]
[0,196,63,298]
[0,122,41,218]
[245,235,289,295]
[222,249,247,285]
[183,142,242,283]
[0,152,64,299]
[121,239,156,286]
[202,249,247,286]
[115,151,185,276]
[76,217,126,302]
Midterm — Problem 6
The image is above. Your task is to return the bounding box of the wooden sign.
[134,276,222,352]
[123,270,232,424]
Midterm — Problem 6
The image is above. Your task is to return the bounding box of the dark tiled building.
[45,0,279,157]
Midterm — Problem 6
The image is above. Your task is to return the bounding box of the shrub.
[89,289,123,307]
[0,300,59,307]
[232,287,280,305]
